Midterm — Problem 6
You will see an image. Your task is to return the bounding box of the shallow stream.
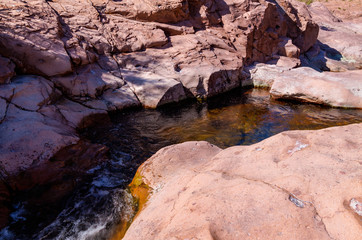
[1,88,362,239]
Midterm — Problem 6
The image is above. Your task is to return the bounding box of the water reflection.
[2,88,362,240]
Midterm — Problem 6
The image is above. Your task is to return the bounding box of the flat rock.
[308,2,362,67]
[270,68,362,108]
[124,124,362,240]
[54,99,107,128]
[247,64,362,108]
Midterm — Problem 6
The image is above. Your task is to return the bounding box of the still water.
[1,88,362,239]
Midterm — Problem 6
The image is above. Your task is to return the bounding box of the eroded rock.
[124,124,362,240]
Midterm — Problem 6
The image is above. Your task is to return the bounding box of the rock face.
[124,123,362,240]
[306,2,362,70]
[0,0,320,178]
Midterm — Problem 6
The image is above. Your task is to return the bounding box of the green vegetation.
[297,0,314,5]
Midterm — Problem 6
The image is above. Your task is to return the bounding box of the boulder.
[246,64,362,108]
[102,85,141,111]
[277,0,319,53]
[123,123,362,240]
[122,70,187,108]
[270,68,362,108]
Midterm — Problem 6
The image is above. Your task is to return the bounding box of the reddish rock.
[307,2,362,68]
[0,0,72,76]
[123,124,362,240]
[0,56,15,84]
[278,0,319,53]
[270,68,362,108]
[51,64,124,99]
[122,70,187,108]
[278,37,300,58]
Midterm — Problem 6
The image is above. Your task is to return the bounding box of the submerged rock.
[124,123,362,240]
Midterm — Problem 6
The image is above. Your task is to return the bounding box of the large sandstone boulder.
[124,124,362,240]
[245,64,362,108]
[270,69,362,108]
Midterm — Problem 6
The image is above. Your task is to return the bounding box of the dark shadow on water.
[2,88,362,240]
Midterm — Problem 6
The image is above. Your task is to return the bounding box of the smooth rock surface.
[247,64,362,108]
[124,124,362,240]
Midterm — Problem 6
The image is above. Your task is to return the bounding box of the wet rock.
[0,57,15,84]
[124,124,362,240]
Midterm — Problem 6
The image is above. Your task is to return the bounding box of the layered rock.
[124,123,362,240]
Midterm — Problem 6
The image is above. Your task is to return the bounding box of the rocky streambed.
[0,0,361,239]
[1,88,362,239]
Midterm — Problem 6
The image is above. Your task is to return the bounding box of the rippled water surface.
[2,88,362,239]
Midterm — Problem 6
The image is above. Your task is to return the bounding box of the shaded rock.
[0,75,60,111]
[0,0,72,76]
[51,64,124,99]
[102,85,141,111]
[180,65,242,97]
[0,98,7,122]
[278,37,300,58]
[54,99,107,128]
[0,105,79,177]
[278,0,319,53]
[124,124,362,240]
[122,70,187,108]
[0,56,15,84]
